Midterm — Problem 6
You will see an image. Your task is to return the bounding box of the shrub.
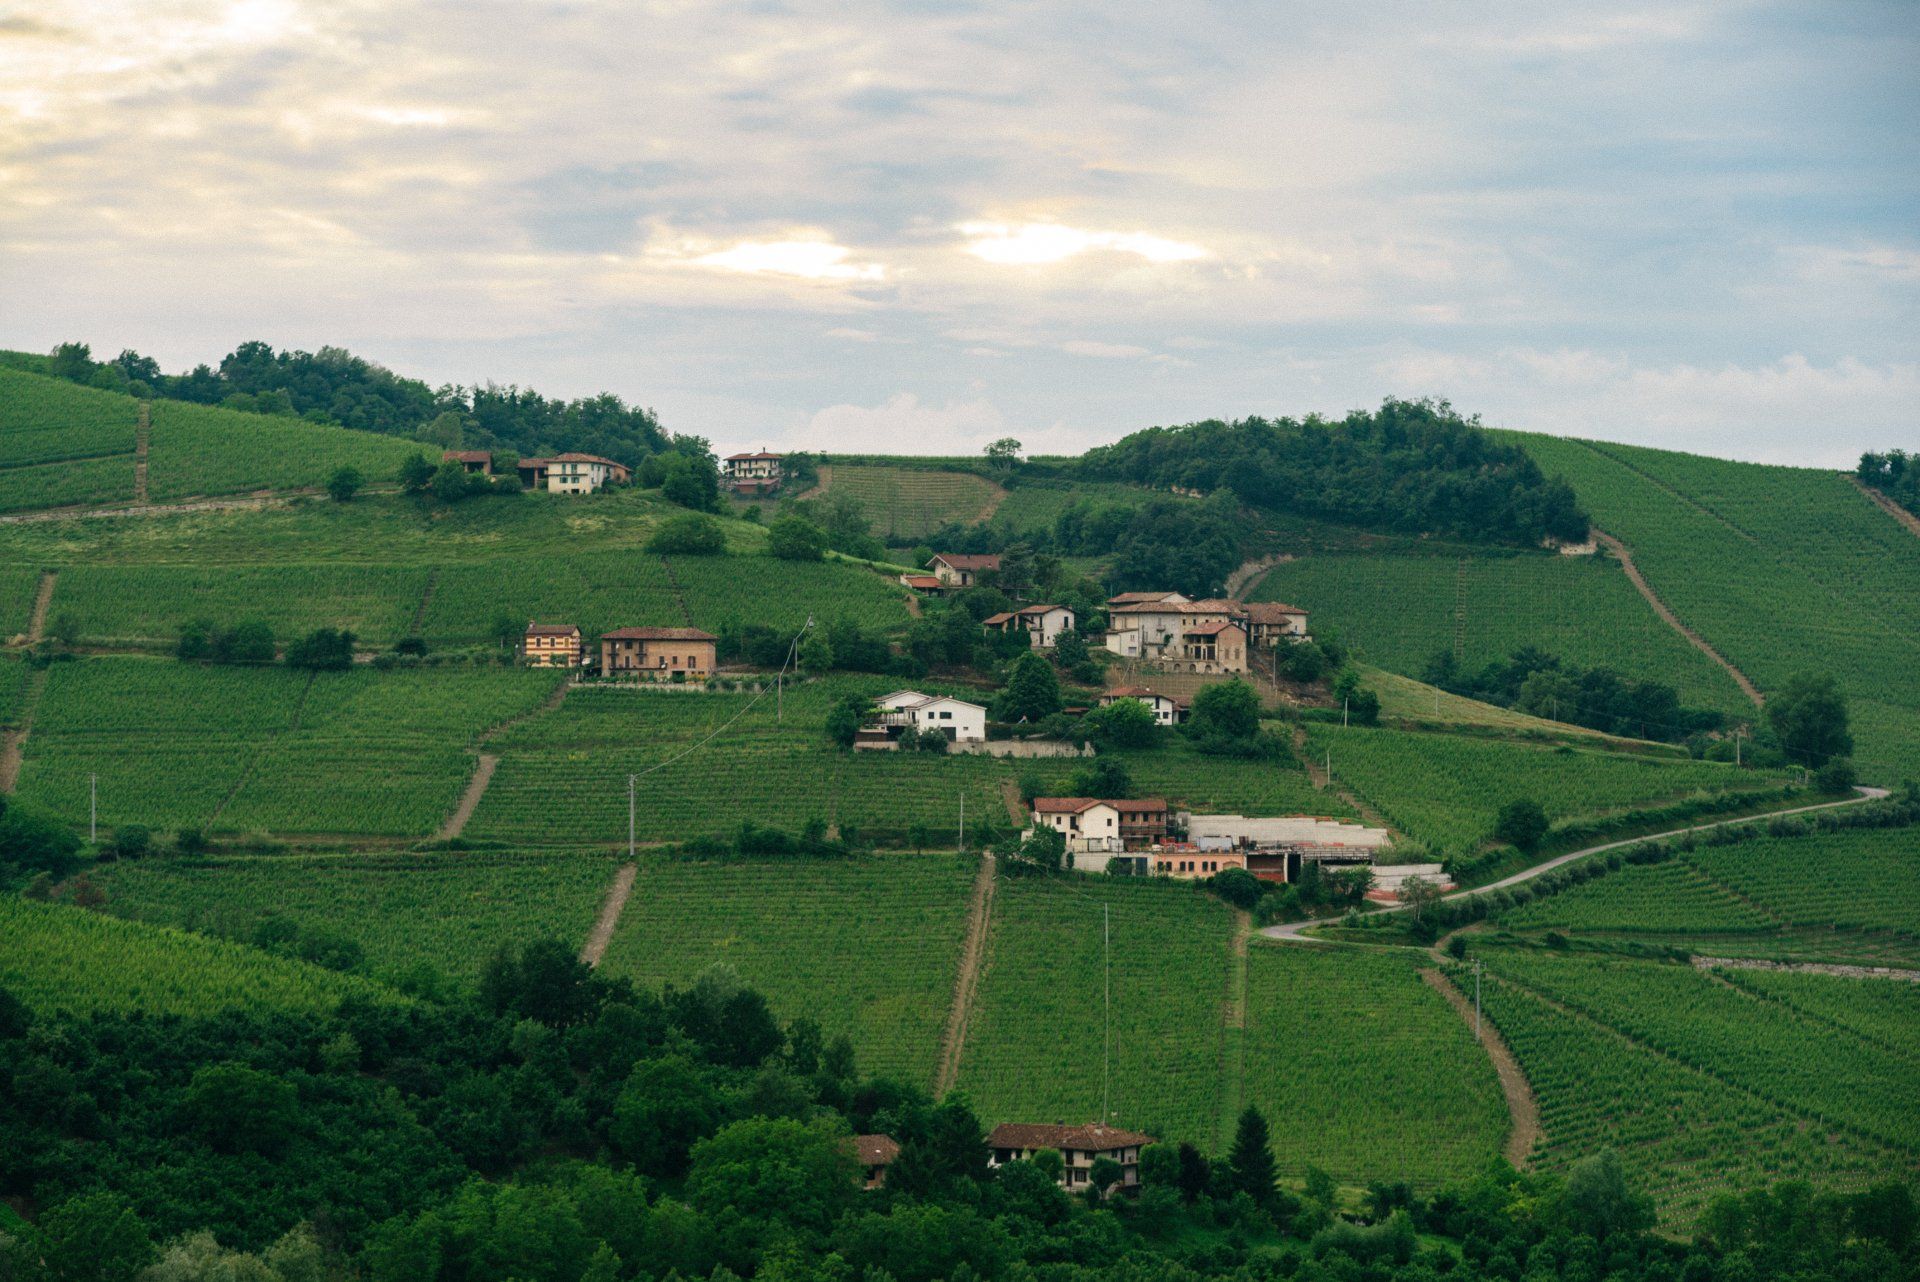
[767,516,827,561]
[1493,798,1550,854]
[648,513,727,556]
[285,627,355,671]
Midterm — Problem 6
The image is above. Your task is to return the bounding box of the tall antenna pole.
[627,774,635,860]
[1103,902,1112,1125]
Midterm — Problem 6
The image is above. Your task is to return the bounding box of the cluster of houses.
[1030,797,1394,884]
[522,622,718,679]
[443,450,633,494]
[855,1123,1155,1193]
[905,558,1309,677]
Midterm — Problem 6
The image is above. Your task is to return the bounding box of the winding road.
[1259,785,1890,943]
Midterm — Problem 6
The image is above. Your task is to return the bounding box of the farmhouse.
[1107,590,1190,608]
[849,1134,899,1189]
[1099,686,1189,726]
[982,603,1076,649]
[899,573,945,592]
[987,1123,1155,1192]
[859,690,988,746]
[519,453,630,494]
[1102,596,1299,676]
[1174,620,1248,674]
[723,449,784,493]
[599,627,717,680]
[927,552,1000,588]
[1149,843,1248,879]
[1031,796,1168,870]
[523,622,583,667]
[1240,600,1310,645]
[442,449,493,475]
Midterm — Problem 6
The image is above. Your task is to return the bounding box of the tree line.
[1858,449,1920,518]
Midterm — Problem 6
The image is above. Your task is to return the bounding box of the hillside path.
[1260,786,1888,943]
[1692,956,1920,982]
[1289,724,1399,836]
[934,853,997,1096]
[969,480,1010,526]
[0,668,49,793]
[0,494,301,526]
[1849,476,1920,541]
[580,862,638,967]
[1225,555,1290,601]
[133,402,150,503]
[24,570,56,644]
[410,568,440,637]
[438,753,498,840]
[999,779,1025,826]
[1422,967,1539,1166]
[1594,530,1765,709]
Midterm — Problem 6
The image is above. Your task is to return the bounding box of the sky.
[1,1,1916,466]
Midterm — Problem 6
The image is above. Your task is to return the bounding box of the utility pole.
[1343,697,1349,728]
[89,773,97,844]
[958,791,965,853]
[1103,902,1112,1126]
[1735,730,1742,766]
[627,774,636,860]
[1474,962,1483,1040]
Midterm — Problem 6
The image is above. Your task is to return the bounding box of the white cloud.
[688,239,884,281]
[789,394,1008,454]
[958,222,1209,266]
[1060,339,1153,359]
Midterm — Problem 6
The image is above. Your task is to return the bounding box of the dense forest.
[1073,400,1590,547]
[14,341,677,470]
[1,945,1911,1282]
[1858,449,1920,518]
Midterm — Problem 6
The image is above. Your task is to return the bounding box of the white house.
[865,690,988,744]
[518,453,631,494]
[1029,797,1169,871]
[983,604,1076,649]
[723,450,784,492]
[927,553,1001,588]
[1099,686,1188,726]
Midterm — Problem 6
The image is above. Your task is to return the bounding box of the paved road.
[1259,786,1890,942]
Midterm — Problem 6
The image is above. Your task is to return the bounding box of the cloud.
[1059,339,1153,359]
[958,221,1210,266]
[688,239,885,281]
[789,393,1008,454]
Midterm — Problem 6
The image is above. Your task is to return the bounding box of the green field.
[1717,968,1920,1056]
[1476,961,1910,1225]
[0,366,138,468]
[91,850,620,986]
[1512,433,1920,780]
[14,659,562,835]
[1305,723,1794,851]
[957,876,1236,1144]
[1241,948,1508,1187]
[0,895,396,1016]
[597,855,977,1084]
[145,397,424,500]
[1251,551,1752,716]
[55,562,432,646]
[817,465,1002,540]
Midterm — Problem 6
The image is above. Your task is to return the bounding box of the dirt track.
[934,853,997,1095]
[1594,530,1764,708]
[579,863,638,967]
[1422,967,1539,1166]
[1850,476,1920,541]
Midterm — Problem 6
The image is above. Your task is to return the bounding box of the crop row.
[598,855,978,1084]
[957,876,1236,1145]
[93,851,621,985]
[1716,968,1920,1060]
[0,367,138,469]
[1480,947,1920,1153]
[145,398,423,501]
[0,896,394,1017]
[1476,968,1907,1225]
[822,465,1002,541]
[1682,828,1920,935]
[51,562,432,646]
[1241,950,1508,1187]
[1501,859,1777,934]
[1304,723,1790,851]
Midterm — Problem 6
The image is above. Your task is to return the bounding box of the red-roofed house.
[982,604,1075,649]
[442,450,494,475]
[1099,686,1189,726]
[723,450,784,492]
[899,574,945,592]
[1030,797,1168,871]
[599,627,717,680]
[987,1123,1156,1191]
[523,622,583,668]
[1241,600,1310,645]
[927,553,1000,588]
[519,454,630,494]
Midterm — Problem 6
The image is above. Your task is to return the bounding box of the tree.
[799,629,834,672]
[1078,697,1159,750]
[285,627,355,671]
[1814,757,1858,794]
[1185,680,1262,745]
[660,452,721,512]
[647,513,726,555]
[34,1190,154,1282]
[1226,1106,1280,1207]
[824,695,868,748]
[1087,1155,1123,1204]
[179,1063,300,1154]
[686,1117,859,1234]
[995,651,1061,722]
[397,454,435,493]
[1395,874,1442,923]
[612,1055,721,1178]
[431,460,475,503]
[1212,866,1264,910]
[71,874,107,909]
[0,802,83,879]
[1069,756,1132,799]
[767,516,827,561]
[1494,798,1550,854]
[1552,1150,1655,1241]
[215,620,276,665]
[1006,824,1065,875]
[984,437,1022,468]
[176,619,214,662]
[103,825,151,861]
[489,613,520,653]
[1767,672,1853,768]
[326,465,362,502]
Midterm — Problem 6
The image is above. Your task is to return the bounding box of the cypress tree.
[1227,1106,1279,1206]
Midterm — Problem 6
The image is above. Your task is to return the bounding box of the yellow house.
[524,623,583,667]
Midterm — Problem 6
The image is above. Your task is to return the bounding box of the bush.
[1814,757,1858,794]
[648,513,727,555]
[767,516,827,561]
[1493,798,1550,854]
[326,465,362,502]
[285,627,355,671]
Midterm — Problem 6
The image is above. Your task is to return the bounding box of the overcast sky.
[2,1,1915,465]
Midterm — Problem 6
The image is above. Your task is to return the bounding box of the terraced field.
[1251,551,1751,716]
[957,876,1235,1143]
[1241,949,1508,1187]
[596,855,977,1084]
[816,465,1002,540]
[1303,723,1795,851]
[93,851,621,985]
[0,895,397,1016]
[145,397,424,500]
[1512,432,1920,780]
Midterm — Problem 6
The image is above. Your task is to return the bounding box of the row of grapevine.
[0,367,138,470]
[145,398,423,501]
[820,465,1002,540]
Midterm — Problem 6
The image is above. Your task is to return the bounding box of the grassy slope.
[1511,432,1920,780]
[0,895,398,1016]
[812,465,1002,541]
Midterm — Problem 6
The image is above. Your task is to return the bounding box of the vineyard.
[1478,946,1920,1154]
[815,465,1002,540]
[0,896,397,1016]
[1683,828,1920,935]
[1716,968,1920,1057]
[14,659,562,835]
[956,876,1236,1144]
[596,855,977,1084]
[54,562,431,647]
[1474,964,1909,1225]
[1512,431,1920,780]
[1249,551,1752,715]
[145,397,424,500]
[0,455,134,514]
[1501,859,1778,934]
[1303,723,1793,851]
[1240,949,1508,1187]
[0,367,138,467]
[92,850,620,985]
[419,554,685,645]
